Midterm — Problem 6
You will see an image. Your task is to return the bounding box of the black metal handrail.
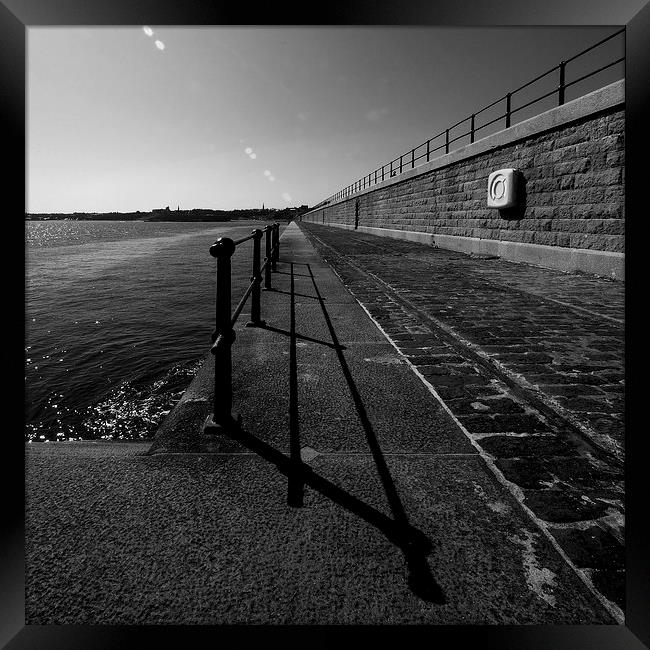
[204,222,280,433]
[325,28,624,204]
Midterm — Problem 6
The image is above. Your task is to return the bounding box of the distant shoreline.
[25,206,309,222]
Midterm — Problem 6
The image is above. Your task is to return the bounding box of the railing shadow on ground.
[274,270,311,278]
[225,258,445,604]
[259,325,343,351]
[271,288,324,301]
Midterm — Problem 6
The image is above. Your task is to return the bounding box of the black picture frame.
[5,1,648,647]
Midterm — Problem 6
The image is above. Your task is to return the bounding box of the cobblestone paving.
[300,222,625,612]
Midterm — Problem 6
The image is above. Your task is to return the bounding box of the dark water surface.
[26,220,263,441]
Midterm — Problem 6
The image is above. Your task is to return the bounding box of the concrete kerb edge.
[314,223,625,280]
[148,352,214,454]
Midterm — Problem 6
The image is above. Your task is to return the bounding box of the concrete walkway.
[300,222,625,612]
[25,222,621,624]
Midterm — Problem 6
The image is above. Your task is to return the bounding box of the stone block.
[549,526,624,569]
[522,489,610,523]
[479,435,578,458]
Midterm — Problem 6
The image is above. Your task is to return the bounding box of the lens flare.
[143,26,154,37]
[155,40,165,51]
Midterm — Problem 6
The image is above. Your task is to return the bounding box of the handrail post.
[271,224,277,271]
[470,114,475,143]
[246,229,265,327]
[205,237,238,432]
[558,61,566,105]
[445,128,449,154]
[272,222,279,271]
[263,226,273,290]
[505,93,511,128]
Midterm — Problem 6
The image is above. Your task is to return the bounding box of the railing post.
[470,114,475,143]
[445,129,449,154]
[505,93,511,128]
[411,148,415,169]
[246,229,265,327]
[272,222,279,270]
[382,165,385,182]
[426,139,430,162]
[264,226,273,290]
[558,61,566,105]
[205,237,238,432]
[399,155,403,174]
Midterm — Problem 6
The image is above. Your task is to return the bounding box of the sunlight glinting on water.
[26,221,261,442]
[26,228,225,285]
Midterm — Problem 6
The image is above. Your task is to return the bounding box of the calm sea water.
[25,220,263,441]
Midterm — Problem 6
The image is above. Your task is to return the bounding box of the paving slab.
[25,442,614,625]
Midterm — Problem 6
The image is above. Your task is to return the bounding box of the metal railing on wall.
[204,222,280,433]
[322,27,624,206]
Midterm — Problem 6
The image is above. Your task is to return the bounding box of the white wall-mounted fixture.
[487,168,524,209]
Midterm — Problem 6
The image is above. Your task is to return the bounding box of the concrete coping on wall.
[308,79,624,211]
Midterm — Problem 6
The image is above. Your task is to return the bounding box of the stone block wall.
[302,81,625,277]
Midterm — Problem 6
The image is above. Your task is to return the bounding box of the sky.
[27,26,624,213]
